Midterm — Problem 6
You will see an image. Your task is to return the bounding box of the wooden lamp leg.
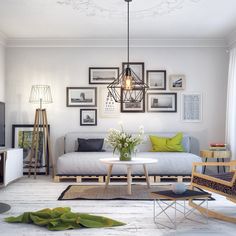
[42,109,53,177]
[28,108,52,179]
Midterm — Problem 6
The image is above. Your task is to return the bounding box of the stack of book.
[209,143,228,151]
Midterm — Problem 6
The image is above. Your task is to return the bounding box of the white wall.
[5,46,229,159]
[0,43,5,102]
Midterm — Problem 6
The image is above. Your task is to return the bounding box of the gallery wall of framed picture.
[65,62,203,124]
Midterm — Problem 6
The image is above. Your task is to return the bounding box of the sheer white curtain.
[226,48,236,160]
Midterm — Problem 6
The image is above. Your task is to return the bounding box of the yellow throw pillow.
[149,133,184,152]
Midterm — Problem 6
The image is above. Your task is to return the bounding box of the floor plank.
[0,176,236,236]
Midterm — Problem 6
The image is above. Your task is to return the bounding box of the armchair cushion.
[192,172,236,196]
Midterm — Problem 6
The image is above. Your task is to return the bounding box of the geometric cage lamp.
[28,85,53,179]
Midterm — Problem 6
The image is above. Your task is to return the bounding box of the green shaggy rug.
[4,207,125,231]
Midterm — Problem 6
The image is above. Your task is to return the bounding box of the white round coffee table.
[100,158,157,195]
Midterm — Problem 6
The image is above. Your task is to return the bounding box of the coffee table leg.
[105,164,113,188]
[127,165,132,195]
[143,164,150,188]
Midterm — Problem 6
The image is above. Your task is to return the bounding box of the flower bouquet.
[106,124,145,161]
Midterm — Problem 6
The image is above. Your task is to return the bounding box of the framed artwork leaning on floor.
[12,124,50,175]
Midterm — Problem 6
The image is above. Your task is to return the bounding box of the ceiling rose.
[57,0,200,18]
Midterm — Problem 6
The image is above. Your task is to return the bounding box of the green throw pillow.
[149,133,184,152]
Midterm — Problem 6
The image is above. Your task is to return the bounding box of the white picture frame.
[169,74,186,90]
[99,87,120,118]
[181,93,202,122]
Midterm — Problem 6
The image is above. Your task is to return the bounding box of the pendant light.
[107,0,149,103]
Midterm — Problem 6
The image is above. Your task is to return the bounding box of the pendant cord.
[127,0,130,67]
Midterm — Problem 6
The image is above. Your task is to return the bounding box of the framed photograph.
[99,87,120,118]
[147,70,166,90]
[122,62,145,82]
[80,109,97,126]
[89,67,119,84]
[181,93,202,122]
[121,90,145,113]
[169,74,186,90]
[147,93,177,112]
[12,124,50,175]
[66,87,97,107]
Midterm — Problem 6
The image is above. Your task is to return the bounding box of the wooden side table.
[200,150,231,174]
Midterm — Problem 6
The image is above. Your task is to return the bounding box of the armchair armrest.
[193,162,232,167]
[192,161,236,173]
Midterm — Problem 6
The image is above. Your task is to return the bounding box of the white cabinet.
[0,148,23,186]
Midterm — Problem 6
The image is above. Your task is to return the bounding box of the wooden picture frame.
[121,89,145,113]
[89,67,119,84]
[122,62,145,82]
[147,70,166,90]
[12,124,50,175]
[66,87,97,107]
[80,109,97,126]
[169,74,186,90]
[147,93,177,112]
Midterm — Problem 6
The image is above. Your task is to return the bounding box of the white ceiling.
[0,0,236,40]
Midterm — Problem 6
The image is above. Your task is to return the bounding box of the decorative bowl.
[172,183,187,194]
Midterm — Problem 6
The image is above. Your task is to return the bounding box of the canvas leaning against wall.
[12,124,50,174]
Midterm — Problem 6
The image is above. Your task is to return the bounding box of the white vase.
[172,183,187,194]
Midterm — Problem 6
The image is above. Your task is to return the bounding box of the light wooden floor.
[0,176,236,236]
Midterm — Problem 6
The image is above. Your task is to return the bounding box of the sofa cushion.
[149,133,184,152]
[56,151,202,176]
[77,138,104,152]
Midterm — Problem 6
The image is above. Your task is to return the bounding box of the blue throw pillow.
[77,138,104,152]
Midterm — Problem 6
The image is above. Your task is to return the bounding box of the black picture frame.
[80,109,97,126]
[121,89,145,113]
[147,93,177,113]
[12,124,50,175]
[122,62,145,82]
[146,70,166,90]
[89,67,119,84]
[66,87,97,107]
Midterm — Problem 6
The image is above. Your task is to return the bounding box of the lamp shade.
[29,85,53,105]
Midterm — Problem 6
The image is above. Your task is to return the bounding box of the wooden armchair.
[190,160,236,223]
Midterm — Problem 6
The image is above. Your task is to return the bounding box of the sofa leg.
[76,176,82,183]
[54,176,60,182]
[177,176,183,182]
[155,176,161,183]
[98,176,104,183]
[149,176,155,183]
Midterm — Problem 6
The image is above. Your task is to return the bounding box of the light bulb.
[123,75,133,90]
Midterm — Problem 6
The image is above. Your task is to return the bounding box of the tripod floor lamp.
[28,85,53,179]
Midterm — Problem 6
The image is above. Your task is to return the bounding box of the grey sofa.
[55,132,201,180]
